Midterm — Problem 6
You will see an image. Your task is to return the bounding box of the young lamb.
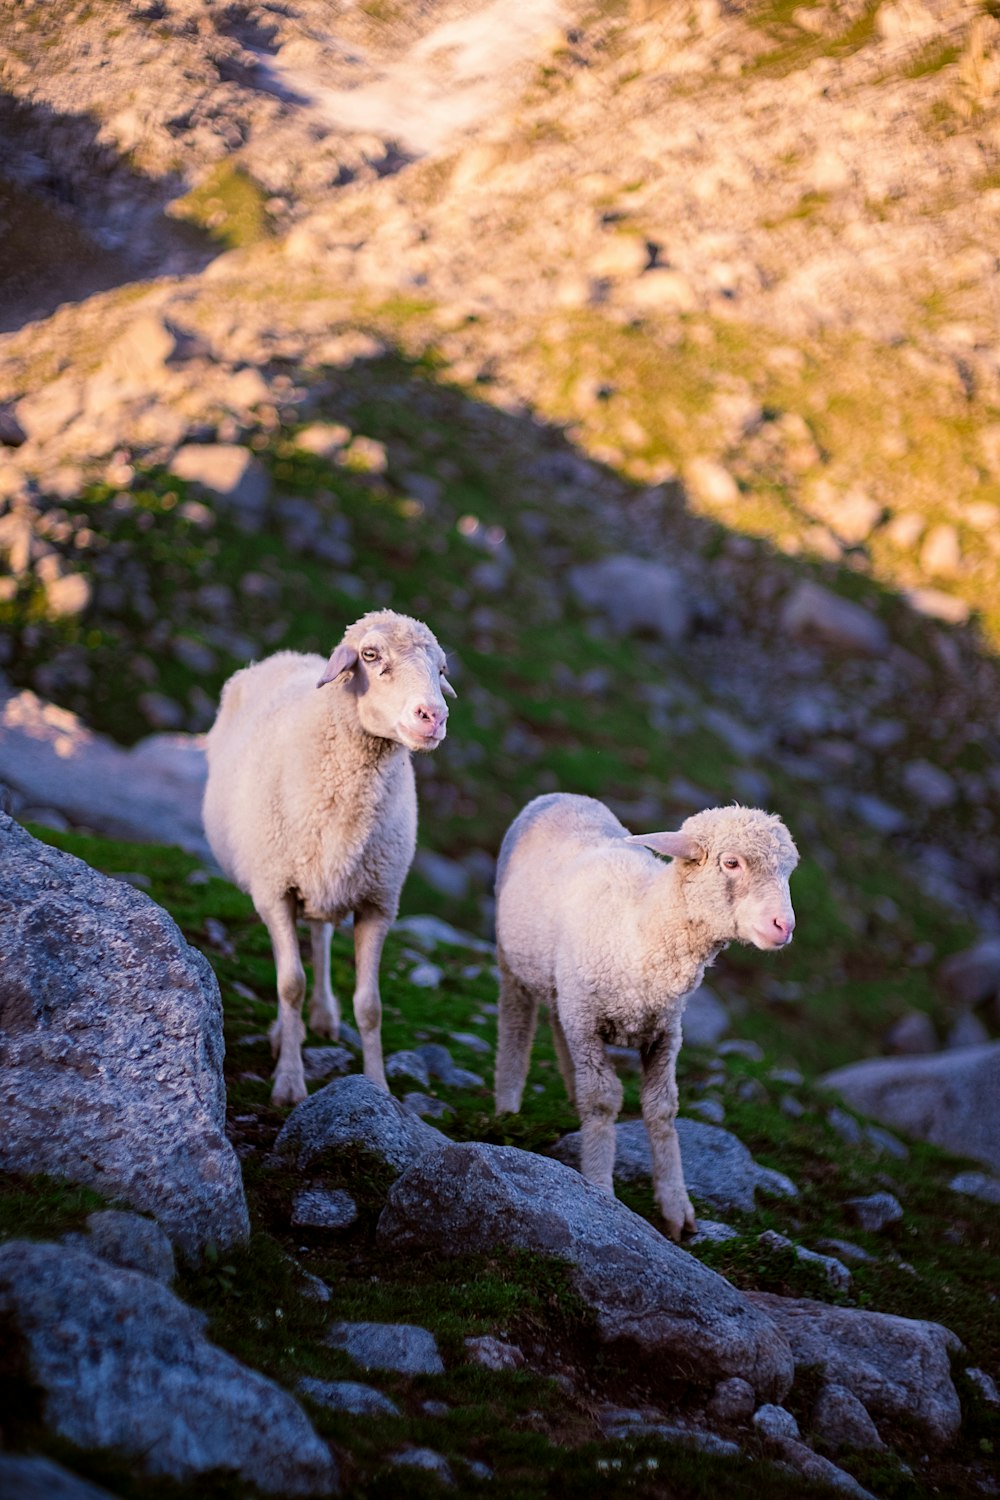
[202,609,455,1106]
[494,793,799,1240]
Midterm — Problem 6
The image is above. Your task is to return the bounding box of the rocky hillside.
[1,0,999,1495]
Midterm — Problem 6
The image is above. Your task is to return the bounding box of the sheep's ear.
[317,643,359,688]
[626,831,704,862]
[441,676,458,700]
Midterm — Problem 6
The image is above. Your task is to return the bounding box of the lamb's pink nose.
[772,915,795,944]
[413,704,447,735]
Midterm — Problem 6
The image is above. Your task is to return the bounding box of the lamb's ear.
[441,676,458,700]
[317,642,359,688]
[626,830,704,861]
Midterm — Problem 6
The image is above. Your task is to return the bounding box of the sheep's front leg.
[494,948,541,1115]
[260,891,307,1107]
[641,1024,695,1241]
[563,1010,623,1195]
[352,906,390,1091]
[308,920,340,1040]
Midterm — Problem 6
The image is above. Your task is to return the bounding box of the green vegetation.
[169,162,274,251]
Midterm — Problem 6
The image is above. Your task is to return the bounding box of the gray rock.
[552,1117,797,1213]
[853,793,909,835]
[0,688,209,856]
[938,939,1000,1007]
[297,1377,400,1417]
[417,1042,486,1089]
[844,1192,903,1232]
[687,1097,726,1124]
[414,849,470,901]
[274,1074,448,1177]
[302,1046,353,1082]
[822,1043,1000,1171]
[813,1237,877,1266]
[716,1037,765,1061]
[569,554,691,644]
[768,1435,877,1497]
[681,984,730,1047]
[391,1448,455,1484]
[826,1106,864,1145]
[753,1403,800,1440]
[902,759,956,810]
[378,1143,794,1400]
[0,817,248,1262]
[464,1334,525,1371]
[757,1231,851,1291]
[949,1170,1000,1205]
[600,1406,741,1455]
[706,1375,756,1423]
[403,1092,455,1120]
[291,1187,358,1230]
[326,1321,445,1375]
[64,1210,175,1284]
[170,443,270,522]
[864,1124,909,1159]
[0,1455,120,1500]
[884,1010,937,1055]
[749,1290,962,1447]
[393,914,493,953]
[811,1382,885,1451]
[0,1241,336,1494]
[946,1011,990,1049]
[780,581,889,656]
[385,1048,432,1088]
[965,1367,1000,1404]
[688,1219,740,1245]
[449,1029,491,1055]
[408,961,445,990]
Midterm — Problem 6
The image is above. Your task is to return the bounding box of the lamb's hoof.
[271,1074,307,1108]
[309,1012,340,1041]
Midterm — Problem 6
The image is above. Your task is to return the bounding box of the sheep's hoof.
[308,1010,340,1041]
[271,1074,307,1107]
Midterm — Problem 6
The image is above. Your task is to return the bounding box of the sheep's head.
[317,609,456,753]
[628,805,799,951]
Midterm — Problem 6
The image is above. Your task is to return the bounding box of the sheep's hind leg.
[549,1007,577,1109]
[565,1013,622,1196]
[494,949,540,1115]
[352,905,391,1091]
[308,920,340,1040]
[261,891,308,1107]
[641,1024,696,1242]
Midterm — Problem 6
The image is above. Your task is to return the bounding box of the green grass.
[169,162,274,251]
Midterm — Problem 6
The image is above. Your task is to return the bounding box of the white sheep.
[494,794,799,1239]
[202,609,455,1106]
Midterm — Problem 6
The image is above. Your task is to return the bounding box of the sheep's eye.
[361,648,379,663]
[722,857,741,872]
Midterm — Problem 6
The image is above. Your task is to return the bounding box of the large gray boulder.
[275,1073,448,1176]
[822,1043,1000,1172]
[552,1117,797,1213]
[0,816,249,1261]
[749,1291,962,1448]
[377,1142,794,1400]
[568,555,692,645]
[0,683,209,856]
[0,1241,338,1495]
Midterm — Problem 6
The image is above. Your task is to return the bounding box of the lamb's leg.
[352,906,390,1091]
[494,948,540,1115]
[640,1024,696,1241]
[565,1012,623,1195]
[308,920,340,1039]
[260,891,307,1107]
[549,1007,577,1109]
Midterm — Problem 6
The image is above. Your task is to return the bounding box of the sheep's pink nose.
[413,703,447,733]
[772,915,795,944]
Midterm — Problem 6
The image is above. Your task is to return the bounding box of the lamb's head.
[317,609,456,752]
[628,805,799,951]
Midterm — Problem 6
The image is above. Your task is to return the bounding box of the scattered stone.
[864,1124,909,1159]
[63,1210,175,1285]
[326,1321,445,1376]
[291,1187,358,1230]
[0,1241,337,1495]
[464,1335,525,1371]
[0,817,248,1262]
[814,1237,877,1266]
[949,1170,1000,1205]
[391,1448,455,1485]
[717,1038,764,1061]
[706,1375,756,1423]
[449,1030,491,1055]
[403,1092,455,1120]
[811,1382,886,1451]
[767,1435,877,1497]
[416,1041,486,1089]
[965,1367,1000,1405]
[682,984,730,1047]
[884,1009,937,1055]
[293,422,352,457]
[408,961,445,989]
[686,457,740,506]
[274,1074,448,1178]
[826,1106,864,1146]
[753,1403,800,1441]
[938,939,1000,1007]
[169,444,270,522]
[385,1048,432,1088]
[844,1192,903,1232]
[0,1456,119,1500]
[553,1117,797,1213]
[822,1043,1000,1172]
[903,587,970,625]
[687,1097,726,1124]
[758,1230,852,1291]
[297,1377,399,1417]
[946,1011,990,1049]
[568,554,691,645]
[749,1291,962,1447]
[302,1046,353,1082]
[688,1219,740,1245]
[853,793,909,834]
[393,914,493,953]
[378,1143,794,1399]
[902,759,956,810]
[414,848,471,901]
[780,581,889,656]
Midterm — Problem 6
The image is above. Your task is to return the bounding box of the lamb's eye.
[361,648,379,663]
[722,857,741,872]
